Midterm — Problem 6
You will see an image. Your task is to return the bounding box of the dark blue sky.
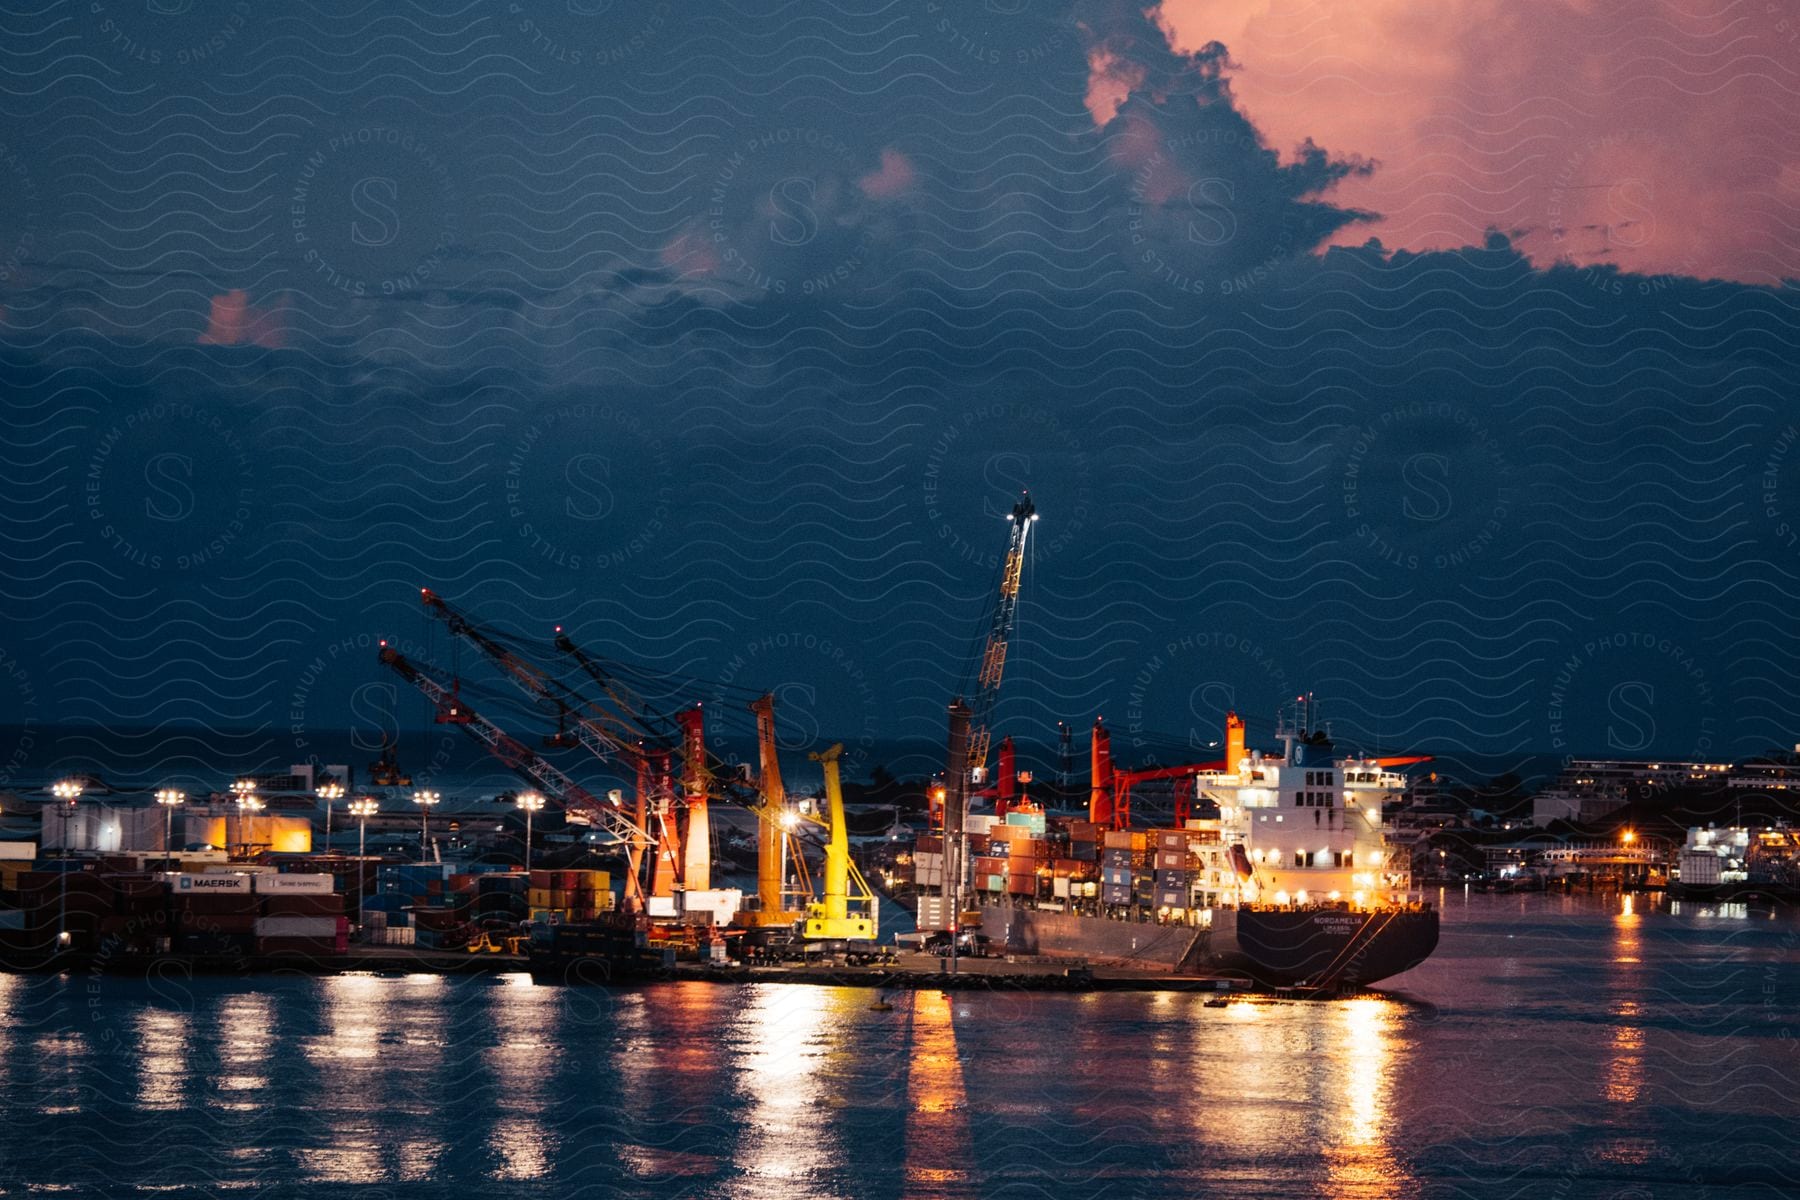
[0,1,1795,789]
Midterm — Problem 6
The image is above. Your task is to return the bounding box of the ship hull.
[975,902,1438,989]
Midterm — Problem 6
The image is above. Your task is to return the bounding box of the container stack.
[1100,830,1148,908]
[1152,830,1192,909]
[0,861,347,965]
[912,835,944,891]
[525,869,614,922]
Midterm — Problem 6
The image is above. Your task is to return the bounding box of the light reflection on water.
[0,893,1795,1198]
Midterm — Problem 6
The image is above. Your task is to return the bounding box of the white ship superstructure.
[1197,713,1413,910]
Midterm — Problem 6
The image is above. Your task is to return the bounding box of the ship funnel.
[1225,711,1246,773]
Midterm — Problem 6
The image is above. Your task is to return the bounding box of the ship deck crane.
[1088,716,1226,830]
[376,643,649,912]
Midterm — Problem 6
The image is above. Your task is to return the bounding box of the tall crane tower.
[965,490,1037,781]
[934,490,1037,830]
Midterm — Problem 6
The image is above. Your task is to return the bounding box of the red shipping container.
[1155,850,1186,871]
[413,908,463,932]
[1006,875,1037,895]
[177,895,259,917]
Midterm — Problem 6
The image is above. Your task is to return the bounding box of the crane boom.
[418,589,671,894]
[964,491,1036,782]
[421,589,656,758]
[375,644,647,911]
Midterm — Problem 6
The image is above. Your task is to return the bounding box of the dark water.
[1,892,1795,1198]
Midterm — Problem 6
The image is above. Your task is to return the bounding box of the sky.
[0,0,1796,793]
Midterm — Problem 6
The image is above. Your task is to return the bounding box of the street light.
[516,790,544,870]
[228,778,263,860]
[778,808,799,910]
[348,797,379,925]
[155,788,185,860]
[50,779,82,951]
[413,790,440,862]
[317,779,345,854]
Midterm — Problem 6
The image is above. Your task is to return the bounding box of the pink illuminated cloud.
[1142,0,1798,285]
[857,148,919,199]
[198,289,288,349]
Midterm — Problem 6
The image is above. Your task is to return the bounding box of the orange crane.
[746,694,813,928]
[375,643,649,912]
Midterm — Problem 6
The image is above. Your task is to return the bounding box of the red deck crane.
[1087,715,1228,830]
[375,643,649,912]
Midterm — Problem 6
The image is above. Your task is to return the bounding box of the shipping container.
[253,874,335,894]
[255,916,338,938]
[165,873,251,893]
[1101,883,1132,905]
[1154,850,1186,871]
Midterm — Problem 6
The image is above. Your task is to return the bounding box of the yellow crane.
[803,743,877,942]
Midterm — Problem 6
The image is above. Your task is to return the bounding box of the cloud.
[197,289,289,349]
[1151,0,1800,285]
[1076,2,1375,285]
[856,148,918,199]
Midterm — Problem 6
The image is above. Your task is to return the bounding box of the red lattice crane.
[376,643,648,912]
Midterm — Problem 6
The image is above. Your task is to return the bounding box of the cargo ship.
[920,704,1438,990]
